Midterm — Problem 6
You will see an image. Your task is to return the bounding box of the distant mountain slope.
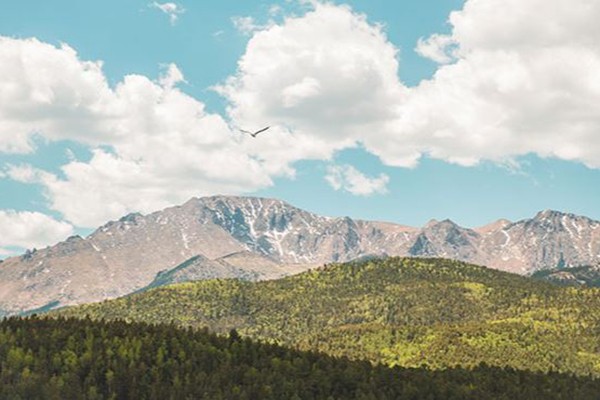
[1,195,599,315]
[532,263,600,287]
[60,257,600,377]
[476,210,600,273]
[140,254,257,291]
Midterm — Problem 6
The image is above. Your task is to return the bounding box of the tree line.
[1,316,599,399]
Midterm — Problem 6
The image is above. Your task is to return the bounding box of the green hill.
[59,257,600,377]
[3,317,600,399]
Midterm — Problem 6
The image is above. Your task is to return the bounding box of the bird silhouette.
[240,126,270,137]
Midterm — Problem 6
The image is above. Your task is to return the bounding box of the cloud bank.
[0,38,272,227]
[221,0,600,169]
[1,0,599,232]
[0,210,74,251]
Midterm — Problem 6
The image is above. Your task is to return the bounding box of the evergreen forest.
[1,316,599,399]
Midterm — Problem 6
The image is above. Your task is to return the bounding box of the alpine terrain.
[1,196,599,315]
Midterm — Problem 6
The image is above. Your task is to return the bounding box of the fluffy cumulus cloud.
[217,2,409,164]
[0,37,272,227]
[150,2,184,25]
[325,164,389,196]
[0,210,74,251]
[0,38,115,153]
[391,0,600,168]
[222,0,600,168]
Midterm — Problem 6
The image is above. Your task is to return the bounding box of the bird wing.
[252,126,270,136]
[239,128,253,135]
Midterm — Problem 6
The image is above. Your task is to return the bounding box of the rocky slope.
[532,263,600,287]
[0,195,599,314]
[474,210,600,272]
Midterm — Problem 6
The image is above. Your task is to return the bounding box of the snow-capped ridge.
[1,195,599,316]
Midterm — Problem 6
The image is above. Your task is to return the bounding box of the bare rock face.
[0,196,599,315]
[475,210,600,273]
[409,220,480,261]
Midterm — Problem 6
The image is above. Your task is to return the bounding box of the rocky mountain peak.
[531,209,593,226]
[191,195,294,213]
[425,219,440,228]
[535,209,563,219]
[424,219,460,229]
[524,209,597,234]
[531,209,564,224]
[475,219,512,235]
[119,212,144,223]
[1,195,599,316]
[424,219,476,246]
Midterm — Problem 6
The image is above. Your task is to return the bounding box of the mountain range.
[1,195,599,315]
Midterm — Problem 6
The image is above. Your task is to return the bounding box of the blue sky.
[1,0,599,256]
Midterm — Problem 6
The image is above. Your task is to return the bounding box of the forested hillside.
[60,257,600,377]
[1,317,599,399]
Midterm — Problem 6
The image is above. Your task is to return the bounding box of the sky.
[1,0,599,257]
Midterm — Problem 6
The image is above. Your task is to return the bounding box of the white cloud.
[0,210,73,250]
[5,164,53,184]
[222,0,600,169]
[282,77,321,107]
[218,2,408,163]
[325,164,389,196]
[150,2,184,25]
[158,63,186,89]
[0,37,273,227]
[232,16,272,36]
[0,37,116,153]
[2,0,600,228]
[384,0,600,168]
[415,34,457,64]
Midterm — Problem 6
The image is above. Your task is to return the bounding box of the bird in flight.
[240,126,270,137]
